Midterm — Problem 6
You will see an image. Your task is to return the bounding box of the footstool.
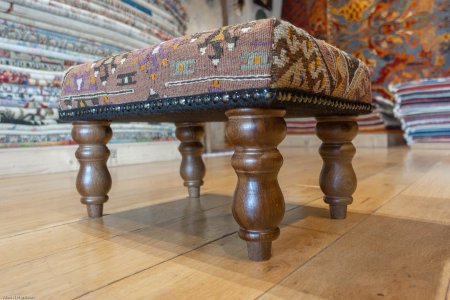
[59,18,372,261]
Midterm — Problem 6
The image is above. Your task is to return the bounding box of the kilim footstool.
[59,18,372,261]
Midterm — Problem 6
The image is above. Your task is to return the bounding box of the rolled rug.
[0,122,176,148]
[0,106,59,125]
[0,66,62,87]
[0,19,122,58]
[3,1,162,48]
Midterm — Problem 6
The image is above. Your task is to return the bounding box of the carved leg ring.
[175,122,206,198]
[72,121,112,218]
[316,116,358,219]
[226,108,286,261]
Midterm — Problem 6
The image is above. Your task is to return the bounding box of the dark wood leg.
[71,121,112,218]
[225,108,286,261]
[315,116,358,219]
[175,122,206,198]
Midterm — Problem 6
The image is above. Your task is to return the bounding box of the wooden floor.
[1,146,449,299]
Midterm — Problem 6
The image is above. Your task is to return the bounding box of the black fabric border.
[58,88,373,122]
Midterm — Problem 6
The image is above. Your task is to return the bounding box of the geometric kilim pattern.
[272,20,371,103]
[59,18,372,118]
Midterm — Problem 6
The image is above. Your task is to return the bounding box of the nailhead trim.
[58,88,372,121]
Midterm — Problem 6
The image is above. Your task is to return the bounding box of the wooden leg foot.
[176,123,206,199]
[226,108,287,261]
[86,204,104,218]
[188,186,200,198]
[330,204,347,219]
[316,116,358,219]
[247,241,272,261]
[72,121,112,218]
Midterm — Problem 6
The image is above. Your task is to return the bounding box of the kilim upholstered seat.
[59,18,372,261]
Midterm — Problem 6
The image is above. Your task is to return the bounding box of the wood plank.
[0,194,230,270]
[0,155,233,237]
[260,215,450,300]
[281,206,368,235]
[72,205,367,299]
[1,200,335,299]
[0,196,235,298]
[78,225,340,300]
[0,151,329,298]
[400,158,450,200]
[375,194,450,225]
[1,147,449,299]
[0,152,327,297]
[375,157,450,225]
[1,148,320,237]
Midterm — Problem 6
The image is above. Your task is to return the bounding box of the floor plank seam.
[0,223,152,271]
[254,215,371,300]
[0,218,86,240]
[70,204,304,299]
[445,277,450,300]
[0,193,199,240]
[287,215,370,236]
[71,231,237,300]
[254,162,429,300]
[1,201,233,271]
[255,164,424,300]
[370,170,431,216]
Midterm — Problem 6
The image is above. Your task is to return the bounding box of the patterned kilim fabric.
[59,18,372,121]
[281,0,327,40]
[328,0,450,100]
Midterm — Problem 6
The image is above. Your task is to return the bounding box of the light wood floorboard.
[0,146,449,299]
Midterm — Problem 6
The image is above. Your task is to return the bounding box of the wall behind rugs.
[281,0,450,134]
[0,0,189,148]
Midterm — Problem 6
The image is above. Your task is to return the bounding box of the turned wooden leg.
[175,122,206,198]
[71,121,112,218]
[316,116,358,219]
[226,108,286,261]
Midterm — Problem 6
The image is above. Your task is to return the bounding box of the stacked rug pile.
[392,77,450,145]
[373,96,400,130]
[0,0,186,147]
[287,109,386,135]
